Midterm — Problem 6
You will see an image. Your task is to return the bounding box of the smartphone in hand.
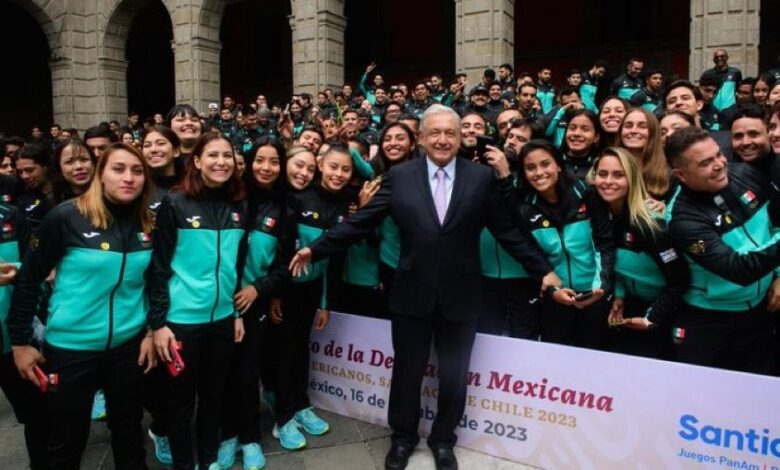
[167,341,185,377]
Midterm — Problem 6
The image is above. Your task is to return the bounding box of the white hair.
[420,104,461,133]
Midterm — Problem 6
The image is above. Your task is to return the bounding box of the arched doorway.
[514,0,689,101]
[126,0,174,121]
[0,1,52,137]
[344,0,455,87]
[220,0,293,108]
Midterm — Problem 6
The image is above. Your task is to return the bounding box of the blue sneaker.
[91,390,107,421]
[242,442,266,470]
[207,464,222,470]
[293,407,329,435]
[276,420,306,450]
[147,429,173,465]
[217,436,239,468]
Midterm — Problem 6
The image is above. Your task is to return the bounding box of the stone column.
[689,0,760,79]
[289,0,346,94]
[96,57,129,125]
[455,0,515,86]
[172,36,221,113]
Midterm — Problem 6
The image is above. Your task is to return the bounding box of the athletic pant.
[335,283,381,317]
[273,279,321,426]
[220,301,268,444]
[143,364,170,437]
[540,296,610,351]
[479,277,540,338]
[0,352,48,470]
[672,302,775,375]
[167,316,235,470]
[42,335,147,470]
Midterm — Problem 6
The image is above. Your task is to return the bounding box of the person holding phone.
[514,140,615,350]
[590,147,689,358]
[8,143,156,469]
[148,132,247,470]
[140,125,183,465]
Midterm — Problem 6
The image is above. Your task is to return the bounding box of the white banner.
[308,312,780,470]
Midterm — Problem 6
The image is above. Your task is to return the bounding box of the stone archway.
[219,0,293,106]
[100,0,176,122]
[0,1,58,136]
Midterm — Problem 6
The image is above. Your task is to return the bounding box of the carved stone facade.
[6,0,766,130]
[689,0,760,79]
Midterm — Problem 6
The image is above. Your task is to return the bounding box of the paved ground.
[0,394,538,469]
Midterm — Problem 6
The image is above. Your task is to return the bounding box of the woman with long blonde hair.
[8,142,156,469]
[618,107,673,201]
[590,147,689,358]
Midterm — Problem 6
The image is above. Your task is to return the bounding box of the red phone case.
[167,341,185,377]
[33,366,47,392]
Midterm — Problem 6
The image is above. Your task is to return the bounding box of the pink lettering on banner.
[309,312,780,469]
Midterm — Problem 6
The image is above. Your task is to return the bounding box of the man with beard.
[459,86,495,124]
[535,68,555,114]
[610,58,644,101]
[700,48,743,112]
[665,126,780,374]
[457,113,487,161]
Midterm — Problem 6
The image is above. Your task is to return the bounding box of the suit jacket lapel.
[442,157,466,229]
[415,157,440,226]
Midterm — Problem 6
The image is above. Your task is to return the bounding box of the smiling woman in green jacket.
[9,143,156,470]
[148,132,247,470]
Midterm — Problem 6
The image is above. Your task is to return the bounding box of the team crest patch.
[100,242,110,251]
[232,212,241,223]
[659,248,678,264]
[186,216,202,228]
[1,194,12,202]
[687,240,705,256]
[624,232,633,246]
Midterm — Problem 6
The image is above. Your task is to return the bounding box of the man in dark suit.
[290,104,572,470]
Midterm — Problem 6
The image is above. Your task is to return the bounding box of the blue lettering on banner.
[678,414,780,458]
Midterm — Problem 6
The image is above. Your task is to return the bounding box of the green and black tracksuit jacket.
[148,189,246,328]
[0,203,25,354]
[515,182,614,293]
[701,66,742,112]
[535,82,555,114]
[240,189,295,299]
[609,73,642,101]
[9,200,152,351]
[612,210,689,324]
[287,185,353,308]
[667,162,780,312]
[580,71,599,112]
